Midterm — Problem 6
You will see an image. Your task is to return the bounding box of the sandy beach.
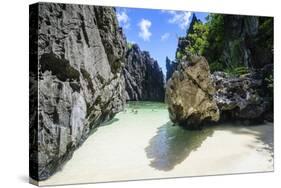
[39,102,273,186]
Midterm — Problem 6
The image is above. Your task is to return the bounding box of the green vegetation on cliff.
[175,14,273,74]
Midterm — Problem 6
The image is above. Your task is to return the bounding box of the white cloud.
[161,32,170,41]
[117,11,130,29]
[165,11,192,30]
[138,19,152,41]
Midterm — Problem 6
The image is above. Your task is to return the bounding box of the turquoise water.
[126,101,167,109]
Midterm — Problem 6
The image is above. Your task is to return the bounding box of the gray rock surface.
[123,44,165,101]
[222,15,273,69]
[165,56,220,129]
[212,70,273,123]
[165,56,177,82]
[30,3,126,180]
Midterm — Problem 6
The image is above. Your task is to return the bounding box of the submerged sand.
[40,102,273,186]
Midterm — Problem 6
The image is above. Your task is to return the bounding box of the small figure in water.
[131,109,138,114]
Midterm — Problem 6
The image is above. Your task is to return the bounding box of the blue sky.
[116,7,209,77]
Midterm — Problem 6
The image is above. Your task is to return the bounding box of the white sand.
[40,103,273,186]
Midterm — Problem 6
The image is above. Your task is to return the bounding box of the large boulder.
[165,56,220,129]
[30,3,126,181]
[123,44,165,101]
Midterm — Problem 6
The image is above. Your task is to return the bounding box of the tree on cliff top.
[175,13,202,62]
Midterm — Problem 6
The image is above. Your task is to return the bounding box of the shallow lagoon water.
[40,102,273,186]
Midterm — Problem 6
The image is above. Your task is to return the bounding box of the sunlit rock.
[165,56,220,129]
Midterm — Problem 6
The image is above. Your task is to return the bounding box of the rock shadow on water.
[145,121,215,171]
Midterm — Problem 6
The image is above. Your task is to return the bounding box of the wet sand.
[40,102,273,186]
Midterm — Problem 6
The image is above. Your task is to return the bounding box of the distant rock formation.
[123,44,165,101]
[166,14,201,80]
[165,56,177,82]
[175,13,200,61]
[165,56,220,129]
[30,3,127,181]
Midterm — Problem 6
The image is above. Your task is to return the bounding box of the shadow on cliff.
[100,118,119,127]
[145,121,215,171]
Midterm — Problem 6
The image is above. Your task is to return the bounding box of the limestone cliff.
[169,14,273,75]
[30,3,126,181]
[123,44,165,101]
[221,15,273,69]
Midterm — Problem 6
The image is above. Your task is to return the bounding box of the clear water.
[40,102,273,186]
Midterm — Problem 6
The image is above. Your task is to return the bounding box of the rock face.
[123,44,165,101]
[165,56,220,129]
[222,16,273,69]
[212,68,273,123]
[171,14,273,73]
[30,3,126,181]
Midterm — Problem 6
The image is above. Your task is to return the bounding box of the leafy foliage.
[256,17,273,52]
[265,74,273,89]
[176,51,183,60]
[204,14,225,71]
[224,66,249,76]
[186,21,209,55]
[175,14,226,71]
[175,14,273,75]
[127,42,133,50]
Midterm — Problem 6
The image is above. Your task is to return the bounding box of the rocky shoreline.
[165,55,273,129]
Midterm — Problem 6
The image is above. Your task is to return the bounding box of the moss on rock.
[40,53,80,82]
